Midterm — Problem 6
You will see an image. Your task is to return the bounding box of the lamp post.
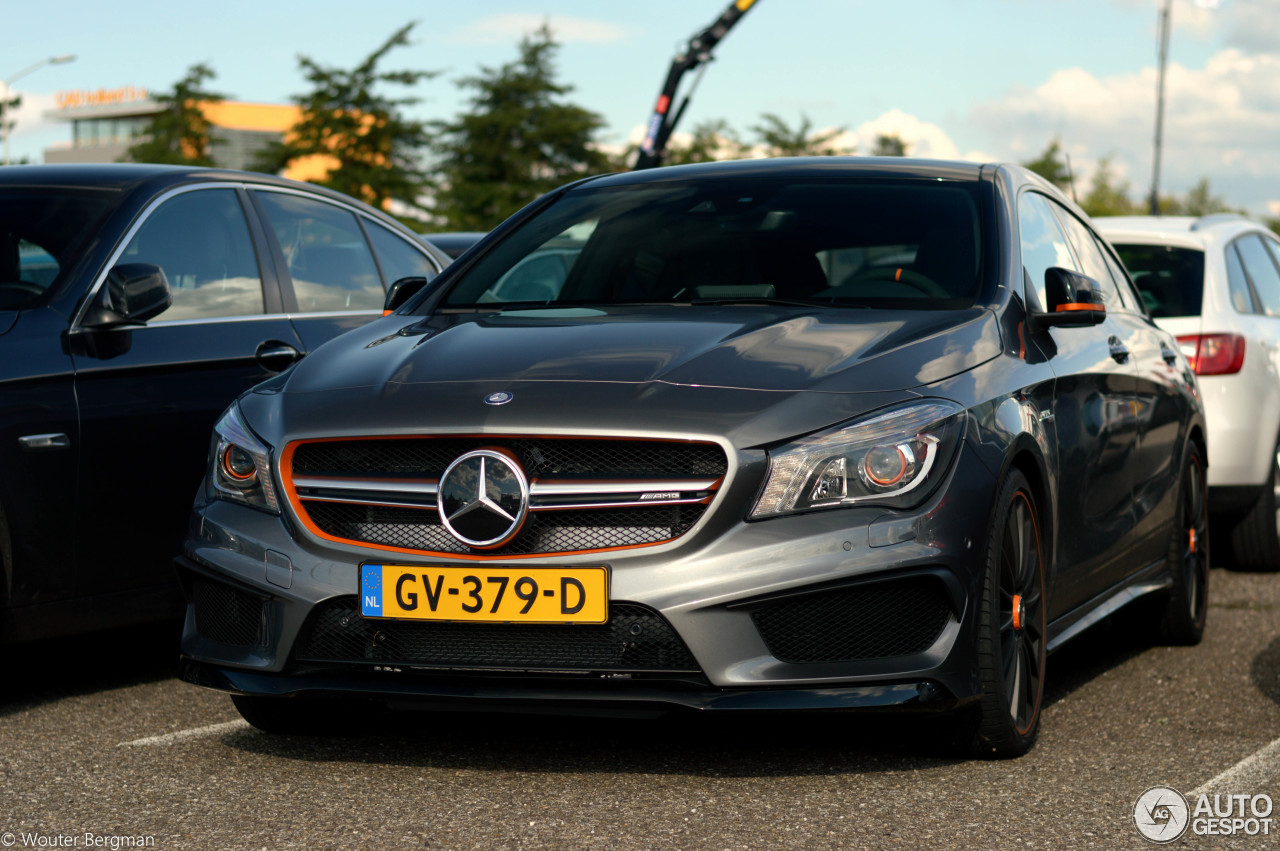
[1148,0,1171,215]
[1,54,77,166]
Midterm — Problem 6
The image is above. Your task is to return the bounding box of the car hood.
[256,305,1000,447]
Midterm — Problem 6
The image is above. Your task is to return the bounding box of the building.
[43,86,330,181]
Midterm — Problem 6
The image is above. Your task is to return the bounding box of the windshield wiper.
[687,296,864,309]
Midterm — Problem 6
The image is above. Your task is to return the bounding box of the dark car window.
[365,220,439,286]
[1050,204,1122,307]
[118,188,264,321]
[1018,193,1076,310]
[1094,235,1145,313]
[1111,244,1207,318]
[1224,244,1257,313]
[1236,234,1280,318]
[438,178,985,311]
[0,187,116,310]
[255,191,384,312]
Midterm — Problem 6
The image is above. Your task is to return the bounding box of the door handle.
[255,340,303,373]
[19,433,71,451]
[1161,345,1179,365]
[1107,336,1130,364]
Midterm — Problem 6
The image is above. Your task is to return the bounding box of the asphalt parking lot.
[3,565,1280,851]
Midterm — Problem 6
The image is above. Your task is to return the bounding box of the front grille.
[305,502,703,556]
[296,596,701,673]
[287,436,728,557]
[751,576,952,664]
[192,578,267,648]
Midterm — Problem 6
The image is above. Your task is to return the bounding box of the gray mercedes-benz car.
[178,158,1207,757]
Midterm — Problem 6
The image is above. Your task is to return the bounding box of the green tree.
[432,25,610,232]
[870,132,909,157]
[124,63,224,166]
[1182,177,1233,217]
[1079,156,1137,218]
[665,119,744,166]
[1021,138,1071,189]
[256,23,437,211]
[750,113,846,157]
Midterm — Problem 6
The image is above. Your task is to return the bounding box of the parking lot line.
[1192,736,1280,795]
[119,719,250,747]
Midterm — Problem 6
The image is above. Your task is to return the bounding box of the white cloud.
[451,14,629,46]
[4,90,58,140]
[968,47,1280,213]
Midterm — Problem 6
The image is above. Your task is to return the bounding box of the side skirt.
[1045,558,1172,653]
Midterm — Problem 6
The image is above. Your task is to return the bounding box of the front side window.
[118,189,264,321]
[255,191,383,313]
[1111,244,1206,318]
[1050,204,1122,307]
[436,178,985,312]
[366,220,439,286]
[1018,193,1076,310]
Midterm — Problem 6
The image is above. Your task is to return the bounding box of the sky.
[4,0,1279,216]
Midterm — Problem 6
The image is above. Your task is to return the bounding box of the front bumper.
[177,442,998,711]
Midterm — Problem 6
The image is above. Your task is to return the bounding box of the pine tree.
[255,23,437,211]
[125,64,224,166]
[1022,138,1071,190]
[432,25,610,232]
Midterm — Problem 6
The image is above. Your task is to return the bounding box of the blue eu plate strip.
[360,564,383,616]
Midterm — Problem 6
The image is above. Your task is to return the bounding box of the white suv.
[1097,215,1280,570]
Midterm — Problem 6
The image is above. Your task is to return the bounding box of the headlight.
[751,400,965,518]
[207,403,279,514]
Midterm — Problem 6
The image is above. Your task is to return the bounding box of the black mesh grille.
[193,578,267,648]
[751,576,952,664]
[303,502,702,555]
[296,596,700,673]
[292,438,727,479]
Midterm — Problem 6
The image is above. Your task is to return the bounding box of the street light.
[1148,0,1172,215]
[1,53,77,166]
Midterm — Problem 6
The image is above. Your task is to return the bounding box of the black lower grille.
[751,576,952,664]
[296,597,700,673]
[303,502,703,555]
[193,578,267,648]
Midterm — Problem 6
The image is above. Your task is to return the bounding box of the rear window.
[0,187,116,310]
[1111,244,1205,318]
[437,177,986,312]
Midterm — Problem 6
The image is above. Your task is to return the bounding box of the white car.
[1097,215,1280,570]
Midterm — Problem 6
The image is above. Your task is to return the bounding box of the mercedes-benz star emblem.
[438,449,529,548]
[485,391,514,406]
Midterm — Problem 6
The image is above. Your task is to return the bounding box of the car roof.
[581,156,988,189]
[1095,213,1266,244]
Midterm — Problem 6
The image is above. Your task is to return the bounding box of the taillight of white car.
[1177,333,1246,375]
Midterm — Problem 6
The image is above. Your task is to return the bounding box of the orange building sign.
[55,86,150,110]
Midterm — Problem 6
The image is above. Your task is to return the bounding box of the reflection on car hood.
[284,305,1000,394]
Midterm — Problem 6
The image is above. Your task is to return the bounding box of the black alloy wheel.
[962,469,1046,759]
[1158,443,1209,644]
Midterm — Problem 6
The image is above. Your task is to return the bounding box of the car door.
[248,189,443,353]
[1018,191,1139,612]
[1056,206,1188,572]
[69,184,307,597]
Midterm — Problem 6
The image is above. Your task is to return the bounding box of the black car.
[179,158,1207,757]
[0,164,449,645]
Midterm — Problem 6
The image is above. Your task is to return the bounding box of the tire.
[960,469,1047,759]
[231,693,366,735]
[1158,443,1209,644]
[1229,439,1280,571]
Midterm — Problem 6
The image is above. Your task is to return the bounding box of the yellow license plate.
[360,563,609,624]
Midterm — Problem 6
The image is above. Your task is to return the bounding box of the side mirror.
[82,263,172,328]
[383,276,432,316]
[1030,267,1106,329]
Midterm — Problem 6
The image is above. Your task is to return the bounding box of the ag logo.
[1134,786,1190,843]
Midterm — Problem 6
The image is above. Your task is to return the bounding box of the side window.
[1235,235,1280,317]
[1095,235,1145,313]
[255,191,384,312]
[1050,204,1123,307]
[119,189,264,321]
[365,220,439,286]
[1018,193,1076,310]
[1224,243,1257,314]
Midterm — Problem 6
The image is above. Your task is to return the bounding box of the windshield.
[437,177,985,312]
[0,186,117,310]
